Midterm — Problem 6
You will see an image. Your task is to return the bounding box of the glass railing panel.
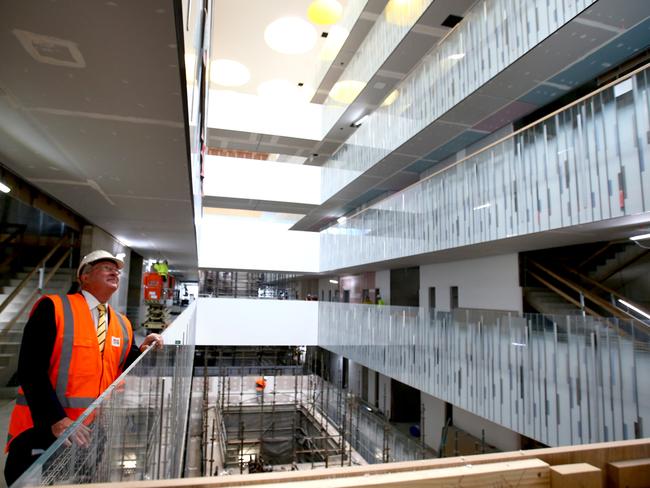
[320,0,598,201]
[318,302,649,447]
[321,65,650,271]
[13,303,197,487]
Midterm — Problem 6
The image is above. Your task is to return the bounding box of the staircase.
[522,241,650,333]
[0,267,75,387]
[523,287,582,317]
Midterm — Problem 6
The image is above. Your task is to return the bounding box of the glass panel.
[13,304,197,487]
[321,66,650,271]
[318,302,649,446]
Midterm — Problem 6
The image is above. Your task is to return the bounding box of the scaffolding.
[189,357,436,476]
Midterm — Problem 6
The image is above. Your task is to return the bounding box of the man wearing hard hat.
[4,250,163,485]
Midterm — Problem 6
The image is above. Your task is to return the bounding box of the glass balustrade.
[12,303,197,487]
[321,64,650,270]
[318,302,649,447]
[320,0,597,201]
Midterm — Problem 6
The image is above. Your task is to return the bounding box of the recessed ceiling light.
[320,25,349,61]
[448,53,465,60]
[381,89,399,106]
[384,0,420,26]
[264,17,317,55]
[307,0,343,25]
[329,80,365,104]
[257,79,313,101]
[210,59,250,87]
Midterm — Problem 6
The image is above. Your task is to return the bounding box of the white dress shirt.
[81,290,107,331]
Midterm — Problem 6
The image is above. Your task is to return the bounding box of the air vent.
[13,29,85,68]
[441,14,463,28]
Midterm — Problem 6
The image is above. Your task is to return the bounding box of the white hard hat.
[77,250,124,278]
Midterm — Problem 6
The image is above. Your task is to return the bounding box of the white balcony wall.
[203,155,322,204]
[321,67,650,271]
[195,297,318,345]
[199,210,320,272]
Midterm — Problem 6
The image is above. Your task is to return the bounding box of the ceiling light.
[385,0,420,26]
[320,25,349,61]
[381,89,399,107]
[337,216,347,224]
[329,80,366,104]
[618,299,650,320]
[630,232,650,241]
[448,53,465,60]
[329,279,339,284]
[0,182,10,193]
[210,59,250,87]
[351,115,369,127]
[307,0,343,25]
[265,17,317,55]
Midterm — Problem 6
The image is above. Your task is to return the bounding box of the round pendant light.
[210,59,251,87]
[265,17,317,55]
[307,0,343,25]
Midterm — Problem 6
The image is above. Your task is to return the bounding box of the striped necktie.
[97,304,107,353]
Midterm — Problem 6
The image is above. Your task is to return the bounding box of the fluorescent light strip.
[617,299,650,320]
[329,279,338,284]
[0,182,10,193]
[630,233,650,241]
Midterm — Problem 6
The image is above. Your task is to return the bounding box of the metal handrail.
[0,246,73,337]
[563,265,650,326]
[0,235,68,316]
[528,259,648,328]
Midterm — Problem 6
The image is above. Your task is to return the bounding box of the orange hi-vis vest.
[6,293,133,451]
[255,377,266,391]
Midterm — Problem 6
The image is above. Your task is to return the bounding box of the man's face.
[80,260,120,299]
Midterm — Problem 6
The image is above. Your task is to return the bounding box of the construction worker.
[255,377,266,403]
[153,260,169,282]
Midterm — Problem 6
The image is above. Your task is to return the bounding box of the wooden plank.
[69,460,549,488]
[606,458,650,488]
[58,439,650,488]
[550,463,601,488]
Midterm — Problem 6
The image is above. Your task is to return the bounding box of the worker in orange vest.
[4,250,164,485]
[255,377,266,403]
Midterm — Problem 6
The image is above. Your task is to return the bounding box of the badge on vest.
[111,336,121,347]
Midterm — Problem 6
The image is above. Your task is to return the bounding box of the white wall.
[420,253,522,312]
[348,360,363,397]
[199,210,319,272]
[422,393,447,451]
[203,155,321,205]
[375,269,390,304]
[377,373,391,418]
[195,297,318,345]
[453,406,521,452]
[368,368,377,407]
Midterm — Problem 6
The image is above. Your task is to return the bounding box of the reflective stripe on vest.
[54,295,97,409]
[114,310,130,369]
[16,392,93,410]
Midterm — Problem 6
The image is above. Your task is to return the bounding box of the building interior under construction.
[184,346,475,478]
